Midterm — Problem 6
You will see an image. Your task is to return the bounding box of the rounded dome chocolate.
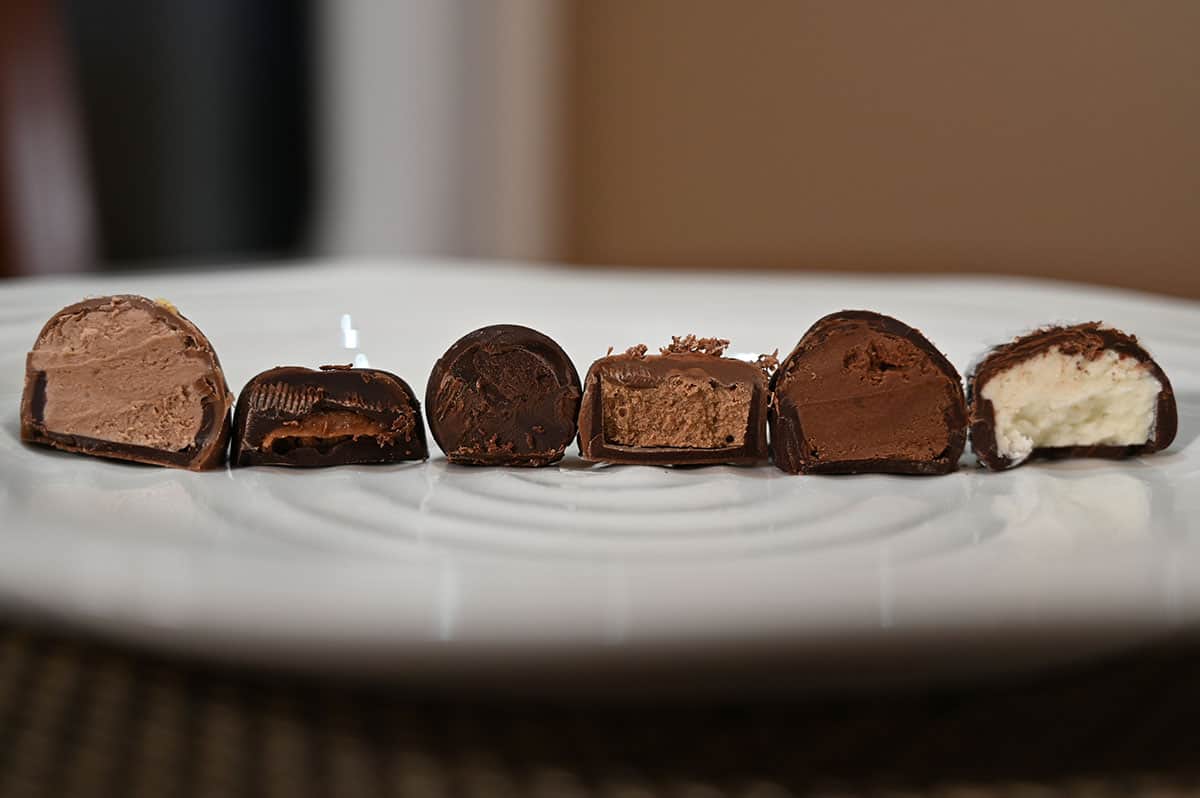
[20,295,232,470]
[425,324,581,467]
[770,310,967,475]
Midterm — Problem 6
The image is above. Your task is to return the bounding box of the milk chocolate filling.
[20,295,232,469]
[578,338,770,466]
[29,303,210,449]
[600,374,750,449]
[771,311,967,475]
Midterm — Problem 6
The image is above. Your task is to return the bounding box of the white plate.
[2,260,1198,692]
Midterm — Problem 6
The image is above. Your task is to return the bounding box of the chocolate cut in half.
[770,311,967,475]
[577,336,771,466]
[20,294,233,470]
[232,365,427,467]
[425,324,582,466]
[968,322,1176,471]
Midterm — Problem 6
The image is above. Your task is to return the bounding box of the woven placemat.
[0,625,1198,798]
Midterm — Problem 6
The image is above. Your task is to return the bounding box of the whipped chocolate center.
[601,373,750,449]
[28,302,211,451]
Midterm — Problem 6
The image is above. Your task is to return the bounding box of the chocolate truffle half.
[770,311,967,475]
[232,365,427,467]
[20,295,233,470]
[425,324,582,466]
[968,323,1176,470]
[577,336,771,466]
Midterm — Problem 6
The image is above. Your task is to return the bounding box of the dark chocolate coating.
[968,323,1177,470]
[577,352,769,466]
[770,310,967,475]
[232,365,427,467]
[425,325,581,466]
[20,295,233,470]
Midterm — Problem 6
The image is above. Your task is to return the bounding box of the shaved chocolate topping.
[755,350,780,374]
[425,325,582,467]
[20,295,233,470]
[770,311,967,475]
[659,335,730,357]
[968,323,1176,470]
[232,365,427,467]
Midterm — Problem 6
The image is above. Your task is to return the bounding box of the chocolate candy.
[577,336,770,466]
[20,295,233,470]
[425,325,581,466]
[232,365,427,467]
[771,311,967,475]
[968,323,1176,470]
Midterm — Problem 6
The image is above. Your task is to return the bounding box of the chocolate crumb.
[481,434,516,455]
[624,344,649,358]
[755,350,780,374]
[660,335,730,357]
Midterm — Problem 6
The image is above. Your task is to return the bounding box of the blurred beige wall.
[565,2,1200,297]
[316,0,567,262]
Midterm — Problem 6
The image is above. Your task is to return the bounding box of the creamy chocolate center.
[980,346,1160,464]
[778,328,956,463]
[601,373,750,449]
[29,302,211,451]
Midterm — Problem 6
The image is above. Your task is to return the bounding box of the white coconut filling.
[980,346,1160,464]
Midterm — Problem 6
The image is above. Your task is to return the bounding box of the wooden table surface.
[1,623,1198,797]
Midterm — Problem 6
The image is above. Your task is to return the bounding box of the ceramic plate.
[1,260,1198,691]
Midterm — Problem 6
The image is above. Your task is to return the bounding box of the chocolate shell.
[425,325,582,466]
[968,323,1176,470]
[20,295,233,470]
[770,311,967,475]
[577,337,770,466]
[232,365,427,467]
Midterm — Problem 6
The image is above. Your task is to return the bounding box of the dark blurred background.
[2,1,1198,296]
[64,0,312,264]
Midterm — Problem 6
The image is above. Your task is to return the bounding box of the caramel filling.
[261,411,391,453]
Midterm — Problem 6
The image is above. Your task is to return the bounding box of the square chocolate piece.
[232,365,427,467]
[578,337,770,466]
